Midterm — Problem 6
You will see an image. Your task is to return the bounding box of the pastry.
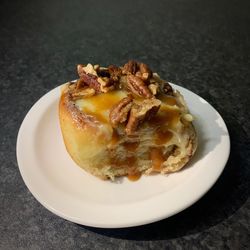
[59,60,197,180]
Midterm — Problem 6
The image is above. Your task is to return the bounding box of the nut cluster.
[109,96,161,135]
[70,60,174,135]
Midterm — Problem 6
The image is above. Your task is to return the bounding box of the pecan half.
[109,96,133,128]
[126,75,152,98]
[125,99,161,135]
[122,60,138,75]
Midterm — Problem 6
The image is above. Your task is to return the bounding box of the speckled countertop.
[0,0,249,249]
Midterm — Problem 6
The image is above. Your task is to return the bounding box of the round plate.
[16,83,230,228]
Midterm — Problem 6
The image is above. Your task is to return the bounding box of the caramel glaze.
[81,91,126,123]
[86,91,124,110]
[148,107,180,129]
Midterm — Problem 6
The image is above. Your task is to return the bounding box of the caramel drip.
[127,173,141,181]
[150,147,165,171]
[109,156,137,168]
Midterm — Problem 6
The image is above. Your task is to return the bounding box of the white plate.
[16,83,230,228]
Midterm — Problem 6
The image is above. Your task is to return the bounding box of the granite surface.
[0,0,250,249]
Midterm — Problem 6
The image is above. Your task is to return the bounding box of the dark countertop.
[1,0,249,249]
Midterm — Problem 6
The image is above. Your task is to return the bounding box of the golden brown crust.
[59,87,113,173]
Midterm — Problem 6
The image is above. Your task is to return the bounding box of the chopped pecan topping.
[94,64,99,70]
[125,99,161,135]
[109,96,133,128]
[68,81,77,91]
[77,64,100,91]
[139,62,152,80]
[162,82,173,95]
[97,77,114,93]
[126,75,152,98]
[122,60,138,75]
[77,64,97,77]
[79,73,101,93]
[77,64,122,94]
[152,72,161,81]
[97,77,109,86]
[148,83,159,95]
[108,65,122,82]
[77,64,85,77]
[135,71,143,78]
[75,78,85,89]
[71,88,95,100]
[73,60,174,135]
